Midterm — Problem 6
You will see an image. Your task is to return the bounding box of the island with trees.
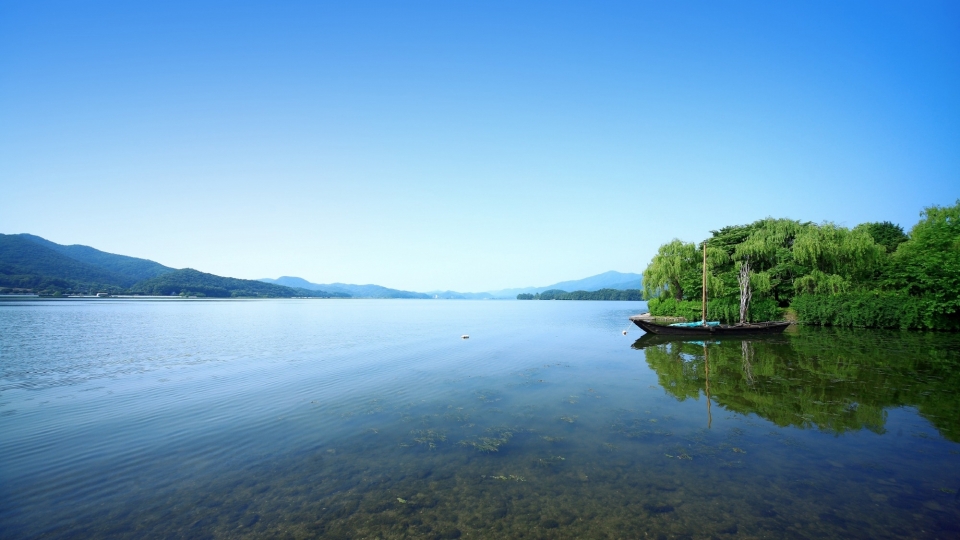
[641,201,959,330]
[517,288,643,301]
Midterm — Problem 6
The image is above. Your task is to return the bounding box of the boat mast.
[704,342,712,429]
[701,240,707,325]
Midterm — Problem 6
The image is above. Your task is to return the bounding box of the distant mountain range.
[260,277,431,299]
[1,232,642,300]
[260,270,642,299]
[483,270,642,298]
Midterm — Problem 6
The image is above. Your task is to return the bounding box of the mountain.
[547,271,642,292]
[260,271,642,300]
[484,271,643,298]
[132,269,346,298]
[0,234,343,298]
[2,233,644,300]
[15,234,174,282]
[261,277,430,299]
[1,234,134,292]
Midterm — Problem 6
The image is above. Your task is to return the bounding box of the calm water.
[1,299,959,539]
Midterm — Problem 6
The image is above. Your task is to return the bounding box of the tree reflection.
[633,328,960,441]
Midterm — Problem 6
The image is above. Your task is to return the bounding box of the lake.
[1,299,959,539]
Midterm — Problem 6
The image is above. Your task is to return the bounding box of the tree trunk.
[738,259,752,324]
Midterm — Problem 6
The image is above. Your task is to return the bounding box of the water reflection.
[634,328,960,441]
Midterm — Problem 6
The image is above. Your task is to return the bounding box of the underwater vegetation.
[459,427,515,453]
[5,323,960,539]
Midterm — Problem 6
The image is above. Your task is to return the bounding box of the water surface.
[1,299,958,538]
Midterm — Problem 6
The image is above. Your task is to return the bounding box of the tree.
[859,221,908,253]
[791,223,885,295]
[643,240,698,300]
[889,201,960,317]
[731,219,808,306]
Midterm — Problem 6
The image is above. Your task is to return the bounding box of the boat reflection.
[632,328,960,441]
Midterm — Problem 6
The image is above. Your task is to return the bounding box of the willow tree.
[643,240,698,300]
[792,223,885,295]
[732,219,809,305]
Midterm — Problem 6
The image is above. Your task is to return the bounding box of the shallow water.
[1,298,958,539]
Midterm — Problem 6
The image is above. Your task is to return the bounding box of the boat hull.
[630,316,791,336]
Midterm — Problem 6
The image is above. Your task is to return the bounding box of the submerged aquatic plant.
[411,429,447,450]
[459,427,514,453]
[536,455,566,468]
[488,474,525,482]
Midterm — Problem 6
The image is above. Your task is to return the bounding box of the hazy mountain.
[261,271,642,300]
[2,232,644,300]
[261,277,430,299]
[484,271,642,298]
[424,291,495,300]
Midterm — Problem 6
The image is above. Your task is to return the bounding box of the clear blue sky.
[1,1,957,292]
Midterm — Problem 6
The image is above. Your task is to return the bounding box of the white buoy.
[461,335,469,339]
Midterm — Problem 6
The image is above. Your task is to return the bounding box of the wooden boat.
[629,315,790,336]
[631,238,791,337]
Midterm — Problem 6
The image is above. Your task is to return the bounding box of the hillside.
[0,234,133,292]
[132,269,347,298]
[0,234,346,298]
[16,234,174,282]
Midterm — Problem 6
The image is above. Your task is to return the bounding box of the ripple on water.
[1,300,960,538]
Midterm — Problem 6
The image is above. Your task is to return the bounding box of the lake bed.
[1,299,958,539]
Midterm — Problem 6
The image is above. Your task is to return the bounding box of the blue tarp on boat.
[669,321,720,327]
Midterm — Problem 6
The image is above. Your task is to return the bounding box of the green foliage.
[792,223,884,289]
[648,297,781,324]
[519,289,643,301]
[793,269,850,295]
[790,292,959,330]
[859,221,908,253]
[642,201,960,330]
[887,201,960,312]
[642,240,698,301]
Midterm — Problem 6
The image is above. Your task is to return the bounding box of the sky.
[1,1,958,292]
